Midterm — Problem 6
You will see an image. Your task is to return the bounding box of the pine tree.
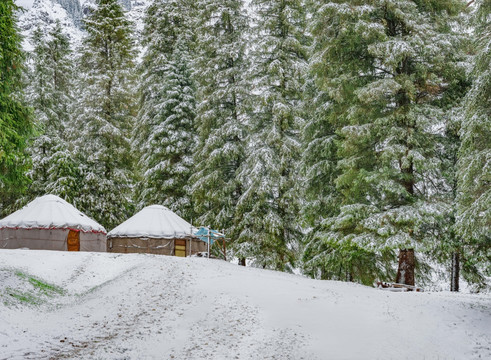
[73,0,137,229]
[306,0,466,285]
[456,0,491,284]
[235,0,308,270]
[423,63,470,292]
[0,0,34,215]
[191,0,250,240]
[134,0,196,218]
[25,22,80,204]
[301,2,341,279]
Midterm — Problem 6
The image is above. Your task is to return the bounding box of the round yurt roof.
[108,205,195,239]
[0,195,106,234]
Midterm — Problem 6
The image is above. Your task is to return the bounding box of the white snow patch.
[0,249,490,359]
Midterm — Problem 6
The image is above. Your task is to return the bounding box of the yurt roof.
[0,195,106,234]
[108,205,196,239]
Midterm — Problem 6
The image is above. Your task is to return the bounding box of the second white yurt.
[0,195,106,252]
[107,205,206,257]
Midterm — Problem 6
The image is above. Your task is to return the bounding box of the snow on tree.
[304,0,467,285]
[190,0,250,242]
[456,0,491,284]
[73,0,137,229]
[235,0,308,271]
[24,22,81,205]
[134,0,196,219]
[0,0,34,216]
[300,2,342,279]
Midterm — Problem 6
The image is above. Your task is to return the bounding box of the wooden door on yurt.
[175,239,186,257]
[67,230,80,251]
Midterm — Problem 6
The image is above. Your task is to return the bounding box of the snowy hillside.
[0,249,490,359]
[16,0,150,50]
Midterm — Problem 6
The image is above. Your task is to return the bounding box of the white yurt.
[0,195,106,252]
[107,205,206,257]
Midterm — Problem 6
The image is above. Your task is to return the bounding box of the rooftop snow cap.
[107,205,196,239]
[0,194,106,234]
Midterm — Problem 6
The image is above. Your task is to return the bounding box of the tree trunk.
[450,251,460,292]
[395,249,415,286]
[239,258,246,267]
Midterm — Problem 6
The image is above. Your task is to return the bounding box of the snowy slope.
[17,0,84,51]
[16,0,151,51]
[0,250,490,359]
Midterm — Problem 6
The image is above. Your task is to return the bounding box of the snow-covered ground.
[0,249,489,359]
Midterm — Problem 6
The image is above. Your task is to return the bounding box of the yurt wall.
[0,228,106,252]
[107,237,207,256]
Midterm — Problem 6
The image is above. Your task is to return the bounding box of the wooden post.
[207,227,210,259]
[395,249,415,286]
[188,223,194,257]
[222,230,226,261]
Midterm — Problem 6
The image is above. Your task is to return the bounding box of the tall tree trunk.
[395,249,415,285]
[450,251,460,292]
[239,258,246,267]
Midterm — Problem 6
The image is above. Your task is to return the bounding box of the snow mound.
[0,249,490,359]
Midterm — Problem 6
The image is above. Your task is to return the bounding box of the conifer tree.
[74,0,137,229]
[25,22,80,204]
[235,0,308,270]
[301,2,341,279]
[300,83,344,279]
[134,0,196,218]
[191,0,250,240]
[456,0,491,283]
[0,0,33,215]
[422,66,470,291]
[306,0,466,285]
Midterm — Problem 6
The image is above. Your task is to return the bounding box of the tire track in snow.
[51,257,196,359]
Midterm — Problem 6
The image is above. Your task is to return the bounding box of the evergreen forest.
[1,0,489,290]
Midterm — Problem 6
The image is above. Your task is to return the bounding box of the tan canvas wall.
[107,237,208,256]
[192,239,208,254]
[0,228,106,252]
[108,237,174,255]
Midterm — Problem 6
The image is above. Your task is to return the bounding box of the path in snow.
[0,249,490,359]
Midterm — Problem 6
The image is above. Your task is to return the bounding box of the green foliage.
[0,0,488,285]
[302,0,468,283]
[74,0,137,229]
[456,0,491,279]
[16,271,65,296]
[1,270,65,307]
[134,0,196,219]
[234,0,308,271]
[0,0,34,215]
[303,229,395,285]
[301,85,339,227]
[24,22,81,205]
[191,0,250,237]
